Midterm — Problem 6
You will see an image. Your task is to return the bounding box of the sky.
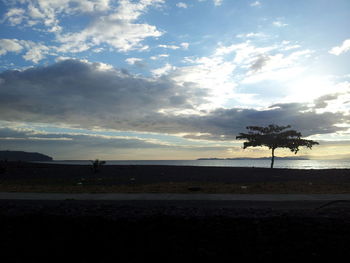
[0,0,350,160]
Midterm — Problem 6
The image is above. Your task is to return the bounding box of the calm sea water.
[50,159,350,169]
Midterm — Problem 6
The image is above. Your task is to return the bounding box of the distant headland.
[0,151,53,162]
[197,157,309,160]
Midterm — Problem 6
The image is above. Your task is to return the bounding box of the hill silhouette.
[0,151,53,161]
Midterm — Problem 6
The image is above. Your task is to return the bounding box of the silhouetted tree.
[236,124,319,168]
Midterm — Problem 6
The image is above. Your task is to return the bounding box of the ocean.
[49,159,350,169]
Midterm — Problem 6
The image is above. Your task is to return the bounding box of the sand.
[1,161,350,193]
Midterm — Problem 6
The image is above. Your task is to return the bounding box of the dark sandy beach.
[2,161,350,193]
[2,162,350,261]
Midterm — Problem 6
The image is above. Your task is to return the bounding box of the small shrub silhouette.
[91,159,106,173]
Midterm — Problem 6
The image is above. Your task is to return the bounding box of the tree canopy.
[236,124,319,168]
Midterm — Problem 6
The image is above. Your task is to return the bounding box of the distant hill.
[0,151,53,161]
[197,157,309,161]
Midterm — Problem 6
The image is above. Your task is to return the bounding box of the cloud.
[2,0,164,53]
[150,54,169,60]
[176,2,188,8]
[169,40,312,109]
[213,40,311,83]
[1,0,113,31]
[214,41,277,61]
[2,8,26,26]
[0,126,176,159]
[0,39,51,63]
[311,88,350,114]
[242,49,314,84]
[158,43,189,50]
[250,55,270,72]
[313,93,342,109]
[0,59,347,143]
[213,0,223,6]
[0,39,23,55]
[125,57,143,65]
[151,63,176,76]
[329,39,350,56]
[196,0,223,6]
[0,125,242,159]
[21,41,51,63]
[180,42,189,50]
[250,1,261,7]
[171,54,238,109]
[0,127,169,149]
[236,32,267,39]
[0,59,206,130]
[158,44,180,50]
[56,0,164,53]
[272,21,288,27]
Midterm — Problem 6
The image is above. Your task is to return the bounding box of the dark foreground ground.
[2,162,350,261]
[2,161,350,193]
[2,199,350,262]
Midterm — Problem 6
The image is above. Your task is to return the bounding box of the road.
[1,192,350,201]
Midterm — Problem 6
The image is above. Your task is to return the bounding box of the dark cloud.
[0,127,168,149]
[0,59,207,126]
[250,54,270,72]
[0,127,232,159]
[313,93,341,109]
[0,60,348,142]
[176,104,346,139]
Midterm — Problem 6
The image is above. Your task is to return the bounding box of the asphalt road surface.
[2,192,350,210]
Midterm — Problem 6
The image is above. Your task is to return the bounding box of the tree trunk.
[270,148,275,169]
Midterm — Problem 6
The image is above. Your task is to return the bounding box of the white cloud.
[282,44,301,51]
[0,39,51,63]
[150,54,169,60]
[176,2,188,8]
[125,57,143,65]
[196,0,222,6]
[92,47,104,53]
[158,44,180,50]
[169,54,237,109]
[215,41,276,63]
[55,56,75,62]
[236,32,267,39]
[284,77,350,104]
[329,39,350,56]
[180,42,190,49]
[2,8,25,26]
[213,0,223,6]
[273,21,288,27]
[250,1,261,7]
[21,42,51,63]
[56,0,163,53]
[2,0,113,31]
[187,40,318,108]
[152,63,175,76]
[2,0,164,53]
[0,39,23,56]
[242,49,314,84]
[158,43,189,50]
